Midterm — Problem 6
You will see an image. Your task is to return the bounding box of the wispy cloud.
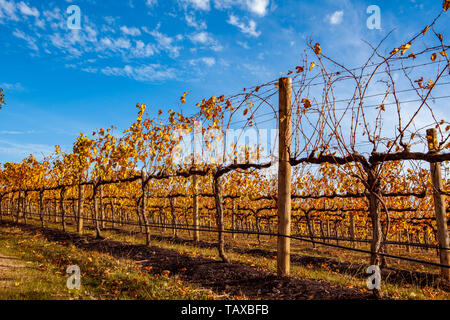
[12,28,38,50]
[189,31,223,51]
[0,82,24,91]
[185,12,207,30]
[120,25,141,36]
[143,25,182,58]
[180,0,210,11]
[145,0,158,7]
[0,139,54,159]
[245,0,270,16]
[214,0,270,16]
[17,1,39,17]
[227,15,261,37]
[190,57,216,67]
[328,10,344,25]
[101,64,176,82]
[0,0,19,22]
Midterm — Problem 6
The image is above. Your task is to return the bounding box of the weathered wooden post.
[350,212,356,248]
[427,128,450,283]
[277,77,292,277]
[39,189,45,228]
[193,175,200,242]
[60,188,66,232]
[77,184,84,235]
[231,198,236,240]
[99,185,105,229]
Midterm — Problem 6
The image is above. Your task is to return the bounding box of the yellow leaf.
[390,48,399,55]
[309,62,316,71]
[399,43,411,55]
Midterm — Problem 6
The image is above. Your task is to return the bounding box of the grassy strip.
[100,228,450,300]
[3,217,449,300]
[0,224,217,300]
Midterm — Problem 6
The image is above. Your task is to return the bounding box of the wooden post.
[60,188,66,232]
[427,128,450,283]
[99,185,105,229]
[140,173,151,246]
[170,197,178,238]
[77,184,84,235]
[0,196,3,223]
[350,212,356,248]
[327,220,331,243]
[92,184,102,239]
[193,175,200,242]
[213,175,229,263]
[277,77,292,277]
[39,189,45,228]
[231,198,236,240]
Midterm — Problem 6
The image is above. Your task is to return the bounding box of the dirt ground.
[0,253,24,289]
[5,222,375,300]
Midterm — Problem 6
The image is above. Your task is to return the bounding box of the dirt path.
[0,253,24,288]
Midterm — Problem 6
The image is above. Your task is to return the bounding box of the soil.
[3,222,375,300]
[104,227,442,289]
[0,253,24,288]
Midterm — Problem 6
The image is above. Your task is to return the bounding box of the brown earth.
[2,222,375,300]
[0,253,24,289]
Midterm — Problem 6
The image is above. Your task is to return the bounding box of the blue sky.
[0,0,448,163]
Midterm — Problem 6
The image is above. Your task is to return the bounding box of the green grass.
[97,227,450,300]
[0,225,217,300]
[2,216,449,300]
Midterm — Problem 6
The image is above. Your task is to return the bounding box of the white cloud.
[214,0,270,16]
[131,40,155,57]
[189,57,216,67]
[189,31,223,51]
[12,28,38,51]
[0,0,19,21]
[120,26,141,36]
[202,57,216,66]
[328,10,344,25]
[0,130,25,135]
[227,15,260,37]
[100,37,131,50]
[0,140,54,158]
[101,64,176,82]
[146,0,158,7]
[185,13,207,29]
[180,0,210,11]
[143,26,182,58]
[81,67,98,73]
[190,31,209,44]
[237,41,250,49]
[0,82,24,91]
[18,1,39,17]
[245,0,269,16]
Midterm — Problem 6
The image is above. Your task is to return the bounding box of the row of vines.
[1,1,450,298]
